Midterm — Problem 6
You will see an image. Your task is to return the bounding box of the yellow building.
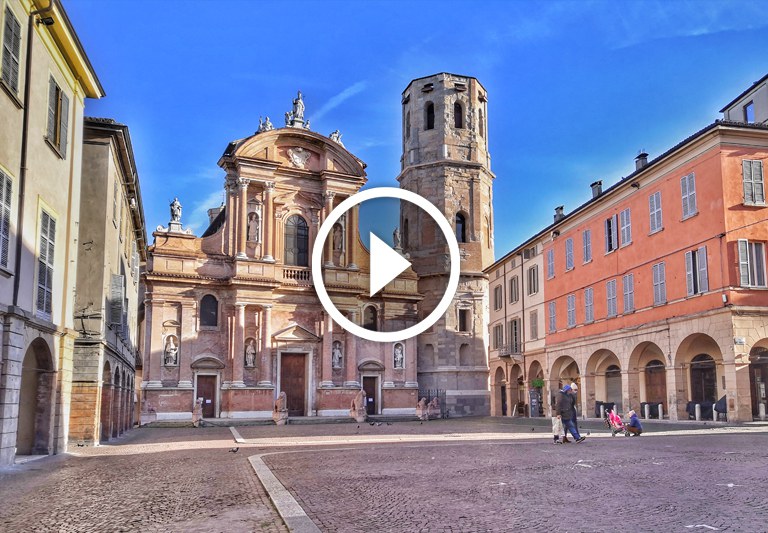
[0,0,103,466]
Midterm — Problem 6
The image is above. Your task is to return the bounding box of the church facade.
[141,74,495,421]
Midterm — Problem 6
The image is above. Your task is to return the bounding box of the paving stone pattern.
[0,427,287,533]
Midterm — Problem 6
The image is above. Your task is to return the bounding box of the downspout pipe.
[13,0,57,307]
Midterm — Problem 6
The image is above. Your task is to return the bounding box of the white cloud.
[311,81,368,122]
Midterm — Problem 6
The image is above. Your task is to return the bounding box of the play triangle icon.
[369,233,411,297]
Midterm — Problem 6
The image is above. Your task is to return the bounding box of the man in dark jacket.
[555,385,585,443]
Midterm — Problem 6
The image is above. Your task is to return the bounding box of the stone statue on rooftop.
[170,198,182,222]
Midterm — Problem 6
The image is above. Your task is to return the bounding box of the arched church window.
[363,306,378,331]
[456,213,466,243]
[200,295,219,327]
[454,102,463,129]
[425,102,435,130]
[284,214,309,267]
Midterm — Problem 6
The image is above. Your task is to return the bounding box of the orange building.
[488,78,767,423]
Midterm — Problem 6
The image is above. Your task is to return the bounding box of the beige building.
[70,117,146,445]
[0,0,103,465]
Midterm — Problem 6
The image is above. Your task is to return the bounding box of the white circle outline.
[312,187,460,342]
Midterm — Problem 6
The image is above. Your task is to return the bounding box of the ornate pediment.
[272,323,321,343]
[190,354,226,369]
[358,359,385,372]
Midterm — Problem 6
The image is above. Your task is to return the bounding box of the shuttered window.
[584,287,594,323]
[546,248,554,278]
[1,7,21,93]
[582,229,592,263]
[110,274,125,331]
[619,208,632,245]
[684,246,708,296]
[742,160,765,205]
[604,214,618,253]
[565,238,574,270]
[548,301,556,333]
[493,324,503,350]
[509,276,519,303]
[0,171,11,268]
[566,294,576,328]
[606,279,617,317]
[36,210,55,320]
[493,285,503,310]
[649,191,663,234]
[529,310,538,340]
[527,265,539,295]
[46,77,69,157]
[738,239,767,287]
[509,318,520,353]
[652,262,666,305]
[681,173,697,219]
[622,273,634,313]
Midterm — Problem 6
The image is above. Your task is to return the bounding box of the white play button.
[368,233,412,297]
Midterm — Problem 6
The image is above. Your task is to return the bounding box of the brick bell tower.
[398,73,495,416]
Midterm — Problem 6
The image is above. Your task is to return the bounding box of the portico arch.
[628,341,667,415]
[550,355,580,415]
[100,361,112,442]
[17,339,54,455]
[527,360,544,417]
[492,366,506,416]
[673,333,723,420]
[586,349,622,416]
[748,342,768,418]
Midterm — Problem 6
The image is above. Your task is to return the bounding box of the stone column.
[506,375,514,417]
[344,311,359,387]
[262,182,275,262]
[321,313,334,387]
[347,204,358,269]
[236,179,249,259]
[259,305,273,386]
[226,180,238,256]
[232,303,246,387]
[323,191,335,267]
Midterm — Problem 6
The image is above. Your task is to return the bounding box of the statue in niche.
[332,341,343,369]
[164,335,178,366]
[394,343,404,369]
[169,198,182,222]
[332,224,343,250]
[393,227,402,249]
[247,212,260,242]
[245,339,257,367]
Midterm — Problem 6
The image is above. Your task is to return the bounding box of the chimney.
[554,205,565,223]
[635,151,649,170]
[590,180,602,198]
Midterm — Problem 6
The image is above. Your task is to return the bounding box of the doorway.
[363,376,377,415]
[280,353,306,416]
[196,375,217,418]
[690,354,717,403]
[749,348,768,417]
[17,341,54,455]
[605,365,622,413]
[644,360,667,405]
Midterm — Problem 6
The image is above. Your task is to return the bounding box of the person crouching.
[626,409,643,436]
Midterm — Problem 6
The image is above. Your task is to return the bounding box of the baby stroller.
[604,409,629,437]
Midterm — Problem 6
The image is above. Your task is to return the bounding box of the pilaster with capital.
[237,179,249,259]
[145,298,165,387]
[262,182,276,262]
[232,303,246,387]
[347,204,358,269]
[259,305,273,385]
[344,311,359,387]
[323,191,336,267]
[320,313,334,387]
[177,301,196,388]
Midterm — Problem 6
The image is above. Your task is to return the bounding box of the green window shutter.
[697,246,708,293]
[47,78,57,141]
[2,8,21,91]
[110,274,125,329]
[744,160,755,204]
[753,161,765,204]
[0,172,10,267]
[684,250,694,296]
[59,91,69,156]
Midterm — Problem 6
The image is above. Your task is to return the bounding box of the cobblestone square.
[1,419,766,532]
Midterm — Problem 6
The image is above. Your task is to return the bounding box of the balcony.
[497,345,523,362]
[282,267,312,284]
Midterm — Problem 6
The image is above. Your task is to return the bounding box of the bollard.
[759,402,766,421]
[599,405,605,420]
[658,404,664,420]
[644,404,650,420]
[695,403,701,421]
[713,406,717,422]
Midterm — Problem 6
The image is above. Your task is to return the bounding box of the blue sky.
[66,0,768,257]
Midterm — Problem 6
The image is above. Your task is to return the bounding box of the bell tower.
[398,73,495,416]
